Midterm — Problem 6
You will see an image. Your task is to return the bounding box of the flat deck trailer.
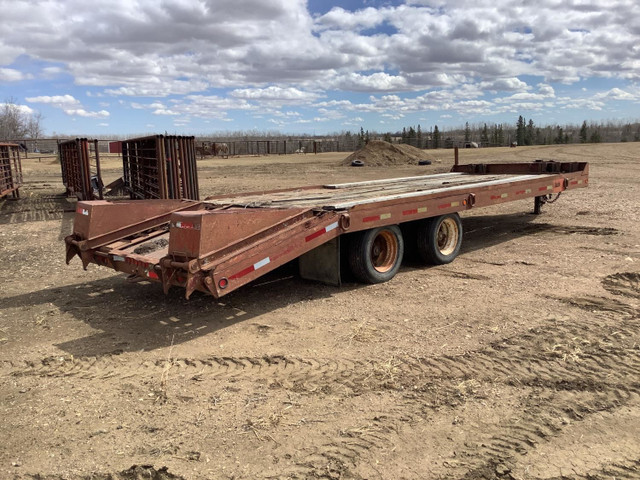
[65,160,588,299]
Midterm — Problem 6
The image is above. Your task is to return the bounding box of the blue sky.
[1,0,639,137]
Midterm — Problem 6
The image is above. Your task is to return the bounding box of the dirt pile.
[342,140,437,166]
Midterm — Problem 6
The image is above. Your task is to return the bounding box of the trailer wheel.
[417,213,462,264]
[349,225,404,283]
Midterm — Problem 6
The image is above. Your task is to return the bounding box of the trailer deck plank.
[203,173,553,209]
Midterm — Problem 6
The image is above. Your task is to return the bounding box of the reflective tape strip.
[113,255,125,262]
[77,208,89,216]
[305,221,339,242]
[254,257,270,270]
[539,185,553,192]
[402,206,428,216]
[230,256,271,280]
[438,201,460,209]
[570,179,584,185]
[490,193,509,200]
[363,213,391,222]
[516,188,532,195]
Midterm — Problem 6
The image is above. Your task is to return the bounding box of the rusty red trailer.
[65,160,588,299]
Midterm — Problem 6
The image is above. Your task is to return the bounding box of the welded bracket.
[160,264,177,295]
[65,237,79,265]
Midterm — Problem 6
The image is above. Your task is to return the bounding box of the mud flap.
[298,237,341,286]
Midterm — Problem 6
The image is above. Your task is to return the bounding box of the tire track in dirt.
[0,196,74,224]
[4,298,638,392]
[454,388,640,475]
[6,295,639,386]
[23,465,184,480]
[549,458,640,480]
[3,296,638,479]
[603,272,640,300]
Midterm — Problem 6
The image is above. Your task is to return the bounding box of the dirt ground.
[1,144,639,480]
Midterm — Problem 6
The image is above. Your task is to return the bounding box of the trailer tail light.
[218,277,229,289]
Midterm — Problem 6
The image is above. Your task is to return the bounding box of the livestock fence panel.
[58,138,103,201]
[0,143,23,199]
[122,135,199,200]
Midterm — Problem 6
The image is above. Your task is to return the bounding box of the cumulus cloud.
[64,108,110,118]
[25,95,80,107]
[0,67,25,82]
[230,86,321,103]
[3,0,637,98]
[2,0,639,132]
[26,94,110,118]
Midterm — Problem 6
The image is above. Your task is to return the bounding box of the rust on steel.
[59,138,103,201]
[0,143,23,199]
[122,135,199,201]
[65,161,589,299]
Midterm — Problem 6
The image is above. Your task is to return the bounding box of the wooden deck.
[203,172,553,210]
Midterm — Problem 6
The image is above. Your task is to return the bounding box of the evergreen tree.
[408,126,416,146]
[525,119,535,146]
[492,124,499,145]
[383,132,392,143]
[401,127,407,144]
[554,127,564,144]
[464,122,471,142]
[358,127,365,148]
[497,124,504,146]
[480,124,489,145]
[417,124,422,148]
[579,121,588,143]
[433,125,440,149]
[589,129,601,143]
[516,115,525,145]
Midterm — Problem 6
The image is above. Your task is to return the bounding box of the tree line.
[353,117,640,149]
[2,95,639,150]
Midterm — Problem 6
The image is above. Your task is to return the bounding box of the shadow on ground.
[2,211,603,358]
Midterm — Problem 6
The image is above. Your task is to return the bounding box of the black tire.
[351,159,364,167]
[416,213,463,265]
[348,225,404,283]
[418,160,432,166]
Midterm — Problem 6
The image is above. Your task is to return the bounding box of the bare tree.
[26,111,44,141]
[0,97,45,143]
[0,98,28,140]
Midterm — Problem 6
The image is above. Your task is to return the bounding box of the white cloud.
[26,94,110,118]
[3,0,638,99]
[25,94,80,107]
[0,67,25,81]
[594,87,637,100]
[1,0,639,133]
[153,109,179,116]
[64,108,110,118]
[231,86,321,102]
